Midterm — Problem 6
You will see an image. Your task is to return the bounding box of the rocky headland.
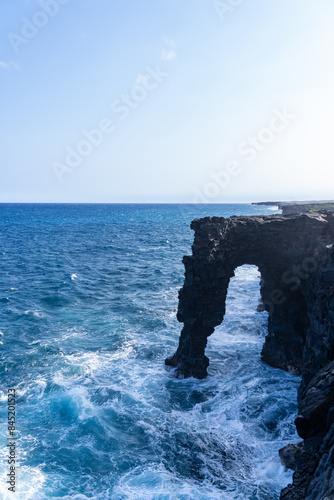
[166,211,334,499]
[252,200,334,215]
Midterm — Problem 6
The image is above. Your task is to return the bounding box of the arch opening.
[206,264,268,375]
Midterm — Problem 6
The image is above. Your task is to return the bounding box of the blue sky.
[1,0,334,203]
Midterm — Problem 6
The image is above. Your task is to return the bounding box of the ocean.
[0,203,300,499]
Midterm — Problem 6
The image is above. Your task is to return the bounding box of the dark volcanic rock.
[281,361,334,499]
[166,211,334,499]
[279,442,304,471]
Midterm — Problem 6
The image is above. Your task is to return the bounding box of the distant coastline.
[252,200,334,215]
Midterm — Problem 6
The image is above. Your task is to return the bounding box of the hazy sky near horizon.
[1,0,334,203]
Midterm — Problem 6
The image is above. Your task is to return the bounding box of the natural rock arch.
[166,213,334,389]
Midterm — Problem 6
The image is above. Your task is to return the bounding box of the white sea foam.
[15,379,47,400]
[0,466,45,500]
[24,310,44,318]
[112,464,227,499]
[68,386,98,422]
[54,496,92,500]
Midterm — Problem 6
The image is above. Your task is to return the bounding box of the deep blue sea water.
[0,204,300,499]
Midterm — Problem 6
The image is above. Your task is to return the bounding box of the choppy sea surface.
[0,204,300,499]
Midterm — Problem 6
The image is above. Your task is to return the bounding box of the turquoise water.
[0,204,299,499]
